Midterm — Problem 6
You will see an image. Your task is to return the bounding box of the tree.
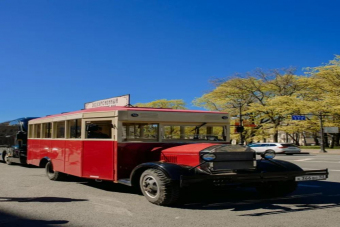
[135,99,187,109]
[135,99,187,139]
[302,55,340,146]
[194,68,307,143]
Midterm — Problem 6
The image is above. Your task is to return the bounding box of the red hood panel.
[161,143,217,155]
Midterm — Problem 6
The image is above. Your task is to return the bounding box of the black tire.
[5,152,12,165]
[140,169,180,206]
[2,151,6,163]
[257,181,298,196]
[45,162,65,181]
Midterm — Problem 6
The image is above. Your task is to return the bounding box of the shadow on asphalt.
[176,181,340,216]
[0,197,88,203]
[0,210,68,226]
[75,177,340,216]
[80,180,138,194]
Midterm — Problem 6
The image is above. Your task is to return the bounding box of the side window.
[34,124,41,138]
[42,123,52,138]
[85,120,112,139]
[68,119,81,138]
[260,144,267,147]
[122,123,158,141]
[162,125,224,141]
[28,125,34,138]
[54,121,65,138]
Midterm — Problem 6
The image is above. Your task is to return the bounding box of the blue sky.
[0,0,339,122]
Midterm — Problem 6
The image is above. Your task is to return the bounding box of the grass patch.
[300,146,340,149]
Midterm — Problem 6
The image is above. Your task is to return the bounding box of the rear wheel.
[5,152,12,165]
[45,162,65,181]
[2,151,6,163]
[140,169,180,206]
[257,181,298,196]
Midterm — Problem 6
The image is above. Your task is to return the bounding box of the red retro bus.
[27,106,328,206]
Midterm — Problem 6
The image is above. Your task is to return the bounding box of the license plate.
[295,175,327,181]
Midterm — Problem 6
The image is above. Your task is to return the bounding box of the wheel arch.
[130,162,191,188]
[39,157,51,168]
[1,150,6,161]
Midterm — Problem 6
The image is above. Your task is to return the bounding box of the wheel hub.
[142,176,159,198]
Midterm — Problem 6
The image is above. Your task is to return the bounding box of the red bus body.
[27,106,230,181]
[26,106,329,206]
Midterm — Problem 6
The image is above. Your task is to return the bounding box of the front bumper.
[180,169,328,187]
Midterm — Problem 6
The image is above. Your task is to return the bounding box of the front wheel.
[140,169,180,206]
[256,181,298,197]
[45,162,65,181]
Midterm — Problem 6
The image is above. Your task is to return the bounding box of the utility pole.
[319,113,327,153]
[239,103,244,145]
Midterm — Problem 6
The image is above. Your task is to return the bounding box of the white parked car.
[248,143,301,155]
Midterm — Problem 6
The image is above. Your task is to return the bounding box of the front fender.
[130,162,199,187]
[256,159,303,172]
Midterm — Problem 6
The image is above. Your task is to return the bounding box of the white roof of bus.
[30,106,227,122]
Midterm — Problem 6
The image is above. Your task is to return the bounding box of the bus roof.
[31,106,226,121]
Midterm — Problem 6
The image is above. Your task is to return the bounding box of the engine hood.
[161,143,218,155]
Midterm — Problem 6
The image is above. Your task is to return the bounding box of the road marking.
[294,158,314,162]
[297,160,340,164]
[303,168,340,172]
[292,158,340,164]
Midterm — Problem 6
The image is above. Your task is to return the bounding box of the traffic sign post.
[319,114,327,153]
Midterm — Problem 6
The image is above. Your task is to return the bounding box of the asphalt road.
[1,154,340,227]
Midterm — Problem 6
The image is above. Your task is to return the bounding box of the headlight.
[201,153,216,162]
[261,151,276,160]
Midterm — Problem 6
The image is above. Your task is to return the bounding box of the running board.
[117,178,132,186]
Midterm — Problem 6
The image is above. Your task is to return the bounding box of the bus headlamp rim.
[201,153,216,162]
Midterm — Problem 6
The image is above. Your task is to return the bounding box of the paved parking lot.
[0,153,340,227]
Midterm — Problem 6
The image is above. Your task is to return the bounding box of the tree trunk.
[273,131,278,142]
[288,133,297,144]
[313,133,319,145]
[302,132,307,146]
[335,133,340,147]
[295,133,300,146]
[324,134,329,147]
[330,134,335,148]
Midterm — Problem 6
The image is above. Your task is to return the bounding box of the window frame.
[83,118,116,140]
[53,121,66,139]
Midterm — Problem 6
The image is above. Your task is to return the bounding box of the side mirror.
[260,150,276,160]
[16,132,25,140]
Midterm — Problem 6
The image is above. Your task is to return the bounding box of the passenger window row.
[29,119,82,139]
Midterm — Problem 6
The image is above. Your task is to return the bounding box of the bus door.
[81,118,116,180]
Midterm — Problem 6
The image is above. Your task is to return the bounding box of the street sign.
[292,115,306,120]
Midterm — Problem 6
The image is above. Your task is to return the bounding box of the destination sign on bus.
[84,94,130,109]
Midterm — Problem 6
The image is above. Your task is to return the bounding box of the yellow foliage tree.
[135,99,187,109]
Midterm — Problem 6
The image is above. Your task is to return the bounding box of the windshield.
[162,124,227,141]
[200,144,252,153]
